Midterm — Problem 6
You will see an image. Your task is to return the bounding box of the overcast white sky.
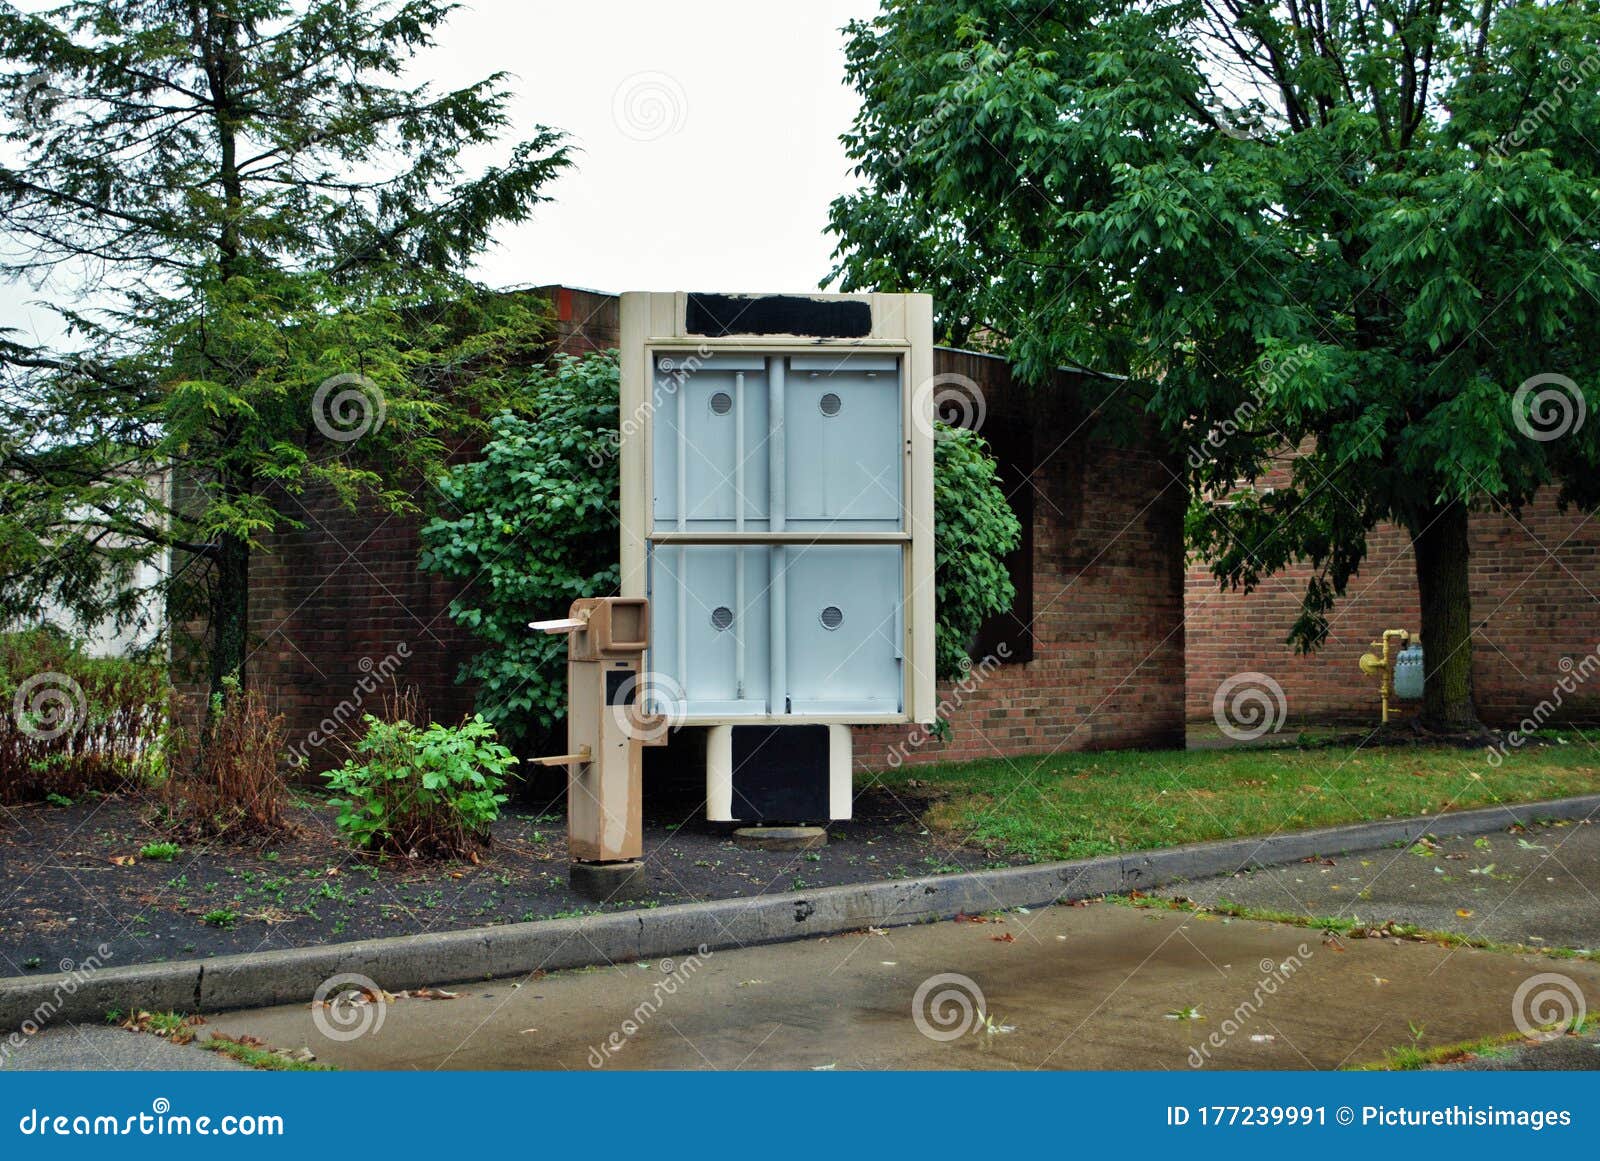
[435,0,881,293]
[1,0,881,344]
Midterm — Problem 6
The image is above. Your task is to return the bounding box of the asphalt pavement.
[10,820,1596,1071]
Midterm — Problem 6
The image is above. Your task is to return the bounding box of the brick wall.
[213,294,1189,773]
[200,284,1600,759]
[852,349,1188,768]
[1184,490,1600,728]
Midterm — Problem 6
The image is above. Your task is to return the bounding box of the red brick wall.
[207,284,1600,762]
[1184,491,1600,728]
[217,298,1189,773]
[852,349,1188,768]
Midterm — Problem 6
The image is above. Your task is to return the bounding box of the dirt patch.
[0,781,1019,977]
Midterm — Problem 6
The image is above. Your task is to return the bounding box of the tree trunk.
[206,529,250,712]
[1409,500,1481,731]
[200,5,249,720]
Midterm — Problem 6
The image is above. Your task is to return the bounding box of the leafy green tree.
[0,0,571,708]
[419,351,1020,745]
[829,0,1600,730]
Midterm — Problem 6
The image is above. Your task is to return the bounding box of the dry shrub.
[373,686,424,738]
[164,678,294,841]
[0,629,171,806]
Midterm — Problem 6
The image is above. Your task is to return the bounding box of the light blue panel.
[783,355,902,531]
[648,544,771,716]
[651,354,770,532]
[781,544,904,715]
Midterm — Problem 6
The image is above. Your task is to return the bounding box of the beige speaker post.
[531,596,665,900]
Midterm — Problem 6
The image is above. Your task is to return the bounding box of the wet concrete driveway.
[1156,818,1600,950]
[207,899,1600,1071]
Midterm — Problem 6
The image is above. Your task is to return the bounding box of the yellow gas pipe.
[1358,629,1411,724]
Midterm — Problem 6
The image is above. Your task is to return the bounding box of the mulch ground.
[0,779,1021,977]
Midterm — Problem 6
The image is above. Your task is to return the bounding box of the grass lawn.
[870,733,1600,863]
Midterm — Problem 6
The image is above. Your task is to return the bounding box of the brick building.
[1184,491,1600,729]
[215,287,1189,775]
[204,285,1600,774]
[853,347,1188,767]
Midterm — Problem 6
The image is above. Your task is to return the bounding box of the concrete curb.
[5,792,1597,1032]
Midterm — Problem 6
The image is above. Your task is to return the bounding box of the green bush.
[325,713,517,858]
[932,424,1022,678]
[419,353,620,747]
[0,628,172,805]
[420,351,1022,744]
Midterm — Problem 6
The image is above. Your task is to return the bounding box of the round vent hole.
[710,606,734,631]
[709,391,734,415]
[819,605,844,631]
[819,392,843,417]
